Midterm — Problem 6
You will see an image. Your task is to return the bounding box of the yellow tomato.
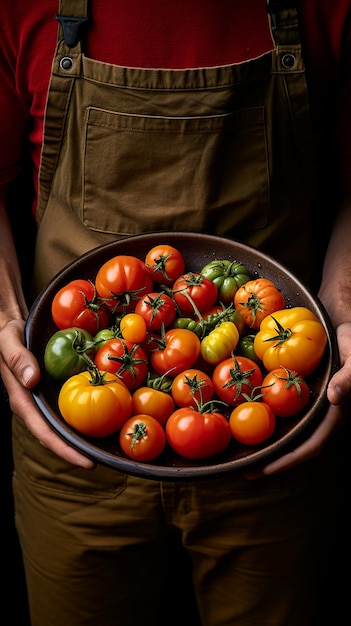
[120,313,147,343]
[58,370,132,437]
[200,321,239,365]
[254,306,327,377]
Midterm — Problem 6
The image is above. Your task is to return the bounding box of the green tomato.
[172,317,203,337]
[94,325,121,347]
[200,260,251,303]
[237,334,261,365]
[205,307,245,336]
[44,327,96,381]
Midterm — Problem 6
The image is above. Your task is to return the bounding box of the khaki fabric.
[13,4,340,626]
[34,4,317,291]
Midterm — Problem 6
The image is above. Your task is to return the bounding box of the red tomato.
[51,279,109,334]
[134,291,176,331]
[171,368,214,409]
[144,244,185,285]
[150,328,201,377]
[212,355,263,406]
[234,278,285,330]
[193,352,217,378]
[119,414,167,461]
[131,387,175,426]
[94,337,148,390]
[166,407,232,459]
[229,401,276,445]
[139,330,163,357]
[95,255,153,313]
[260,367,310,417]
[172,273,218,314]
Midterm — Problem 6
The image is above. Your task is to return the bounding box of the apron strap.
[56,0,90,48]
[267,0,300,46]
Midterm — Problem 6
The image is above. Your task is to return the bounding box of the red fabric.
[0,0,351,199]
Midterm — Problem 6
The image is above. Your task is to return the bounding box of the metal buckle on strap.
[55,14,89,47]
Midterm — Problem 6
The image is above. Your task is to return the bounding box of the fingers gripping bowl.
[25,232,339,480]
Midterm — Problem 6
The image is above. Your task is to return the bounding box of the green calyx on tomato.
[58,368,132,438]
[134,291,176,331]
[203,304,245,336]
[119,414,167,461]
[260,366,310,418]
[165,405,231,459]
[212,355,263,406]
[145,371,173,393]
[150,327,201,377]
[171,272,218,315]
[94,338,148,390]
[171,368,214,409]
[44,327,96,381]
[234,278,286,330]
[200,260,251,303]
[144,244,185,285]
[95,254,153,314]
[51,278,110,335]
[253,306,327,377]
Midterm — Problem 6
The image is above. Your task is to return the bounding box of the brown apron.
[34,0,317,293]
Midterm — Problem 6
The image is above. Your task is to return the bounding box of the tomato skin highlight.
[172,273,218,314]
[119,414,167,461]
[51,279,109,334]
[171,368,214,409]
[166,407,232,459]
[120,313,147,343]
[44,327,96,381]
[229,401,276,445]
[134,291,176,331]
[94,338,148,390]
[253,306,327,377]
[260,368,310,417]
[212,355,263,406]
[144,244,185,285]
[200,259,251,303]
[131,387,175,426]
[150,328,201,377]
[95,255,153,313]
[58,371,132,438]
[234,278,285,330]
[200,321,239,365]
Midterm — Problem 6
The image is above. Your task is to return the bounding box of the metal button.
[281,53,296,69]
[59,56,74,70]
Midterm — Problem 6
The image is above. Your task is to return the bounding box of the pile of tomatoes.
[43,243,328,463]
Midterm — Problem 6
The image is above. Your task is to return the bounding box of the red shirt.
[1,0,351,200]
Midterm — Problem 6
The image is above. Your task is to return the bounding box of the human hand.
[248,322,351,477]
[0,318,95,468]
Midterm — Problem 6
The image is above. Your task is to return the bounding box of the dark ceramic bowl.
[25,232,339,480]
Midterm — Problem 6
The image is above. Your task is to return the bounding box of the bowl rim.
[25,231,339,480]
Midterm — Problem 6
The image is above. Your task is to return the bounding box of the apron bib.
[34,0,317,292]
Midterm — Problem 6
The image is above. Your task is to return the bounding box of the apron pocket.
[82,106,269,236]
